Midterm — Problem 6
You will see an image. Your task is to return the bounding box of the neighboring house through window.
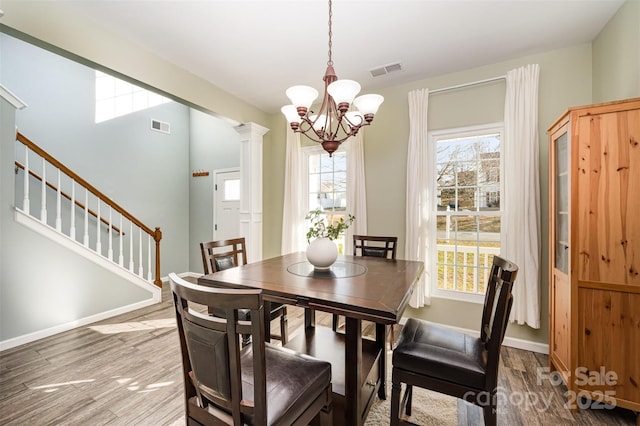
[431,123,503,303]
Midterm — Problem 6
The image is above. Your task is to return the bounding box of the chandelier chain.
[327,0,333,66]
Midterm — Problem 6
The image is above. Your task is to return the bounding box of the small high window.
[95,71,171,123]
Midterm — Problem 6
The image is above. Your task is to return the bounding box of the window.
[224,179,240,201]
[304,147,348,253]
[95,71,172,123]
[431,123,503,303]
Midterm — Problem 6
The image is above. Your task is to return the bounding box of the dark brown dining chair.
[168,273,333,426]
[200,237,288,345]
[390,255,518,426]
[333,235,398,348]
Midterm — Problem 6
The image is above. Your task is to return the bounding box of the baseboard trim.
[399,317,548,354]
[0,297,159,352]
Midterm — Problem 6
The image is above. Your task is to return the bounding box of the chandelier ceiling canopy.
[281,0,384,156]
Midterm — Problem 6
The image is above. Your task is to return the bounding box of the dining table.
[197,251,424,426]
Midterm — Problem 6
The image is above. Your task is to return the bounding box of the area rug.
[364,353,457,425]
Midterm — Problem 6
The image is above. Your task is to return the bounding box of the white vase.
[306,237,338,270]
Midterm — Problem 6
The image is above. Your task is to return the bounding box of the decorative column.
[235,122,268,263]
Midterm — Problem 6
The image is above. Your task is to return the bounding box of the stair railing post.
[118,215,124,267]
[154,227,162,287]
[108,206,113,261]
[55,169,62,231]
[129,221,134,272]
[83,188,89,246]
[96,200,102,254]
[23,145,30,214]
[40,157,46,223]
[70,179,76,240]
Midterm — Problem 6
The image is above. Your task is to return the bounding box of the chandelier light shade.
[281,0,383,156]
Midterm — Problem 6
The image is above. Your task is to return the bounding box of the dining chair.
[200,237,288,345]
[333,235,398,348]
[390,255,518,426]
[353,234,397,259]
[169,273,333,426]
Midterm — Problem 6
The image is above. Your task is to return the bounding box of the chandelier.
[281,0,384,156]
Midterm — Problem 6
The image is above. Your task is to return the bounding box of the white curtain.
[345,131,368,254]
[503,64,541,328]
[405,88,432,307]
[281,128,307,254]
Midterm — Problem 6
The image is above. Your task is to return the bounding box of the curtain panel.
[503,64,541,329]
[405,88,432,307]
[281,128,306,254]
[345,131,368,254]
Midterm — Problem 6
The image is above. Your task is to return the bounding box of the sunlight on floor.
[88,318,175,334]
[30,375,175,395]
[31,379,95,392]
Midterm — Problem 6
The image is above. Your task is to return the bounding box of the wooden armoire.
[548,97,640,412]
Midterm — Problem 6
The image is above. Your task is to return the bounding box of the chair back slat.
[479,255,518,390]
[353,235,398,259]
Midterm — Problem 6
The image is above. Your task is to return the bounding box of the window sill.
[431,288,485,304]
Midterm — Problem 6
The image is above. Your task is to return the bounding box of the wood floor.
[1,278,637,426]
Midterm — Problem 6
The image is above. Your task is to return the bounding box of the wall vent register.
[151,119,170,134]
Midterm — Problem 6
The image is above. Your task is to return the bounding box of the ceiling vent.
[369,62,402,78]
[151,119,170,134]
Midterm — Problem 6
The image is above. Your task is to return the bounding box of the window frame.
[302,144,349,253]
[429,122,504,304]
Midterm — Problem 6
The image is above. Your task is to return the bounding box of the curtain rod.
[429,75,506,95]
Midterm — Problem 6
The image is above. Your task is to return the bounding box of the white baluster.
[118,215,124,267]
[108,207,113,261]
[40,158,47,223]
[23,145,30,214]
[70,179,76,240]
[129,221,134,272]
[83,189,89,246]
[138,227,143,277]
[55,169,62,231]
[96,201,102,254]
[147,234,152,281]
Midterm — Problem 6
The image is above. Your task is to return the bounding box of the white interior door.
[214,168,240,241]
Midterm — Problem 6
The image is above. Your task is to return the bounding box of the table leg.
[264,301,271,343]
[345,316,363,426]
[304,308,315,329]
[376,323,387,400]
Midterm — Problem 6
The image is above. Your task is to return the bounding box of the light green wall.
[592,0,640,102]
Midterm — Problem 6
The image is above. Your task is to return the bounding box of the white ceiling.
[62,0,624,114]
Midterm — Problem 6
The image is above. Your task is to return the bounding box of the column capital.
[235,122,269,139]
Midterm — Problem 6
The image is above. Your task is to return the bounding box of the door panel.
[214,169,240,241]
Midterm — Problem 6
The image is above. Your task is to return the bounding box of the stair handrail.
[14,160,123,234]
[16,131,162,287]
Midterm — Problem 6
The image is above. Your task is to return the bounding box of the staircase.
[14,131,162,292]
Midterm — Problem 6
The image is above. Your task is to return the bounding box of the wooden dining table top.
[197,251,424,325]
